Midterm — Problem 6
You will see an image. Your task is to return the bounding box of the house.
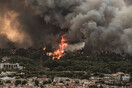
[37,78,50,84]
[83,80,95,87]
[0,63,23,70]
[1,71,16,77]
[112,72,130,82]
[53,77,71,83]
[0,76,15,81]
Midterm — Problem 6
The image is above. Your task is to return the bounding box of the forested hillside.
[0,48,132,78]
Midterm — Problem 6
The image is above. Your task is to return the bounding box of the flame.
[46,35,68,60]
[43,46,46,51]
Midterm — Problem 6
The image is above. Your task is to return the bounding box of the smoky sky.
[1,0,132,54]
[0,0,61,48]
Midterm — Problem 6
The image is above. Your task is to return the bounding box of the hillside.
[0,48,132,78]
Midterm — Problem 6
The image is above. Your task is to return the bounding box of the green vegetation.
[43,80,52,85]
[0,81,3,85]
[15,80,21,86]
[0,48,132,78]
[35,80,39,86]
[22,80,27,85]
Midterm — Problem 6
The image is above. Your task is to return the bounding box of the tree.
[99,73,104,77]
[0,81,3,85]
[40,85,44,88]
[89,85,98,88]
[81,73,91,80]
[6,80,11,84]
[47,80,52,84]
[54,66,65,71]
[43,80,52,85]
[15,80,21,86]
[100,85,103,88]
[22,80,27,85]
[35,80,39,86]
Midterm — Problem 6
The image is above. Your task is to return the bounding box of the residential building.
[0,63,23,70]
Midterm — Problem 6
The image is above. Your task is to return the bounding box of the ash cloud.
[26,0,132,54]
[0,0,61,48]
[1,0,132,54]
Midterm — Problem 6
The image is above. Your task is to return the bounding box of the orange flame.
[46,35,68,60]
[43,46,46,51]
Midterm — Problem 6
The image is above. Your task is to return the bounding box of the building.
[0,76,15,81]
[112,72,130,82]
[0,63,23,70]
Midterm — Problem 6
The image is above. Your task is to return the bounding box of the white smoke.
[65,42,85,52]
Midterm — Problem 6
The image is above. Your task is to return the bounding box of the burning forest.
[1,0,132,56]
[46,35,68,60]
[1,1,132,88]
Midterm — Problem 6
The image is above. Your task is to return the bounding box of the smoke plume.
[65,42,85,52]
[25,0,132,54]
[1,0,132,54]
[0,0,60,48]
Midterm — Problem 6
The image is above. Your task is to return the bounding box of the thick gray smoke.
[25,0,132,54]
[1,0,132,54]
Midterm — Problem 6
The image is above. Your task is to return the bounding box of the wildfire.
[43,46,46,51]
[45,35,68,60]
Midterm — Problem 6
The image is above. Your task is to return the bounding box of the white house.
[112,72,130,82]
[0,63,23,70]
